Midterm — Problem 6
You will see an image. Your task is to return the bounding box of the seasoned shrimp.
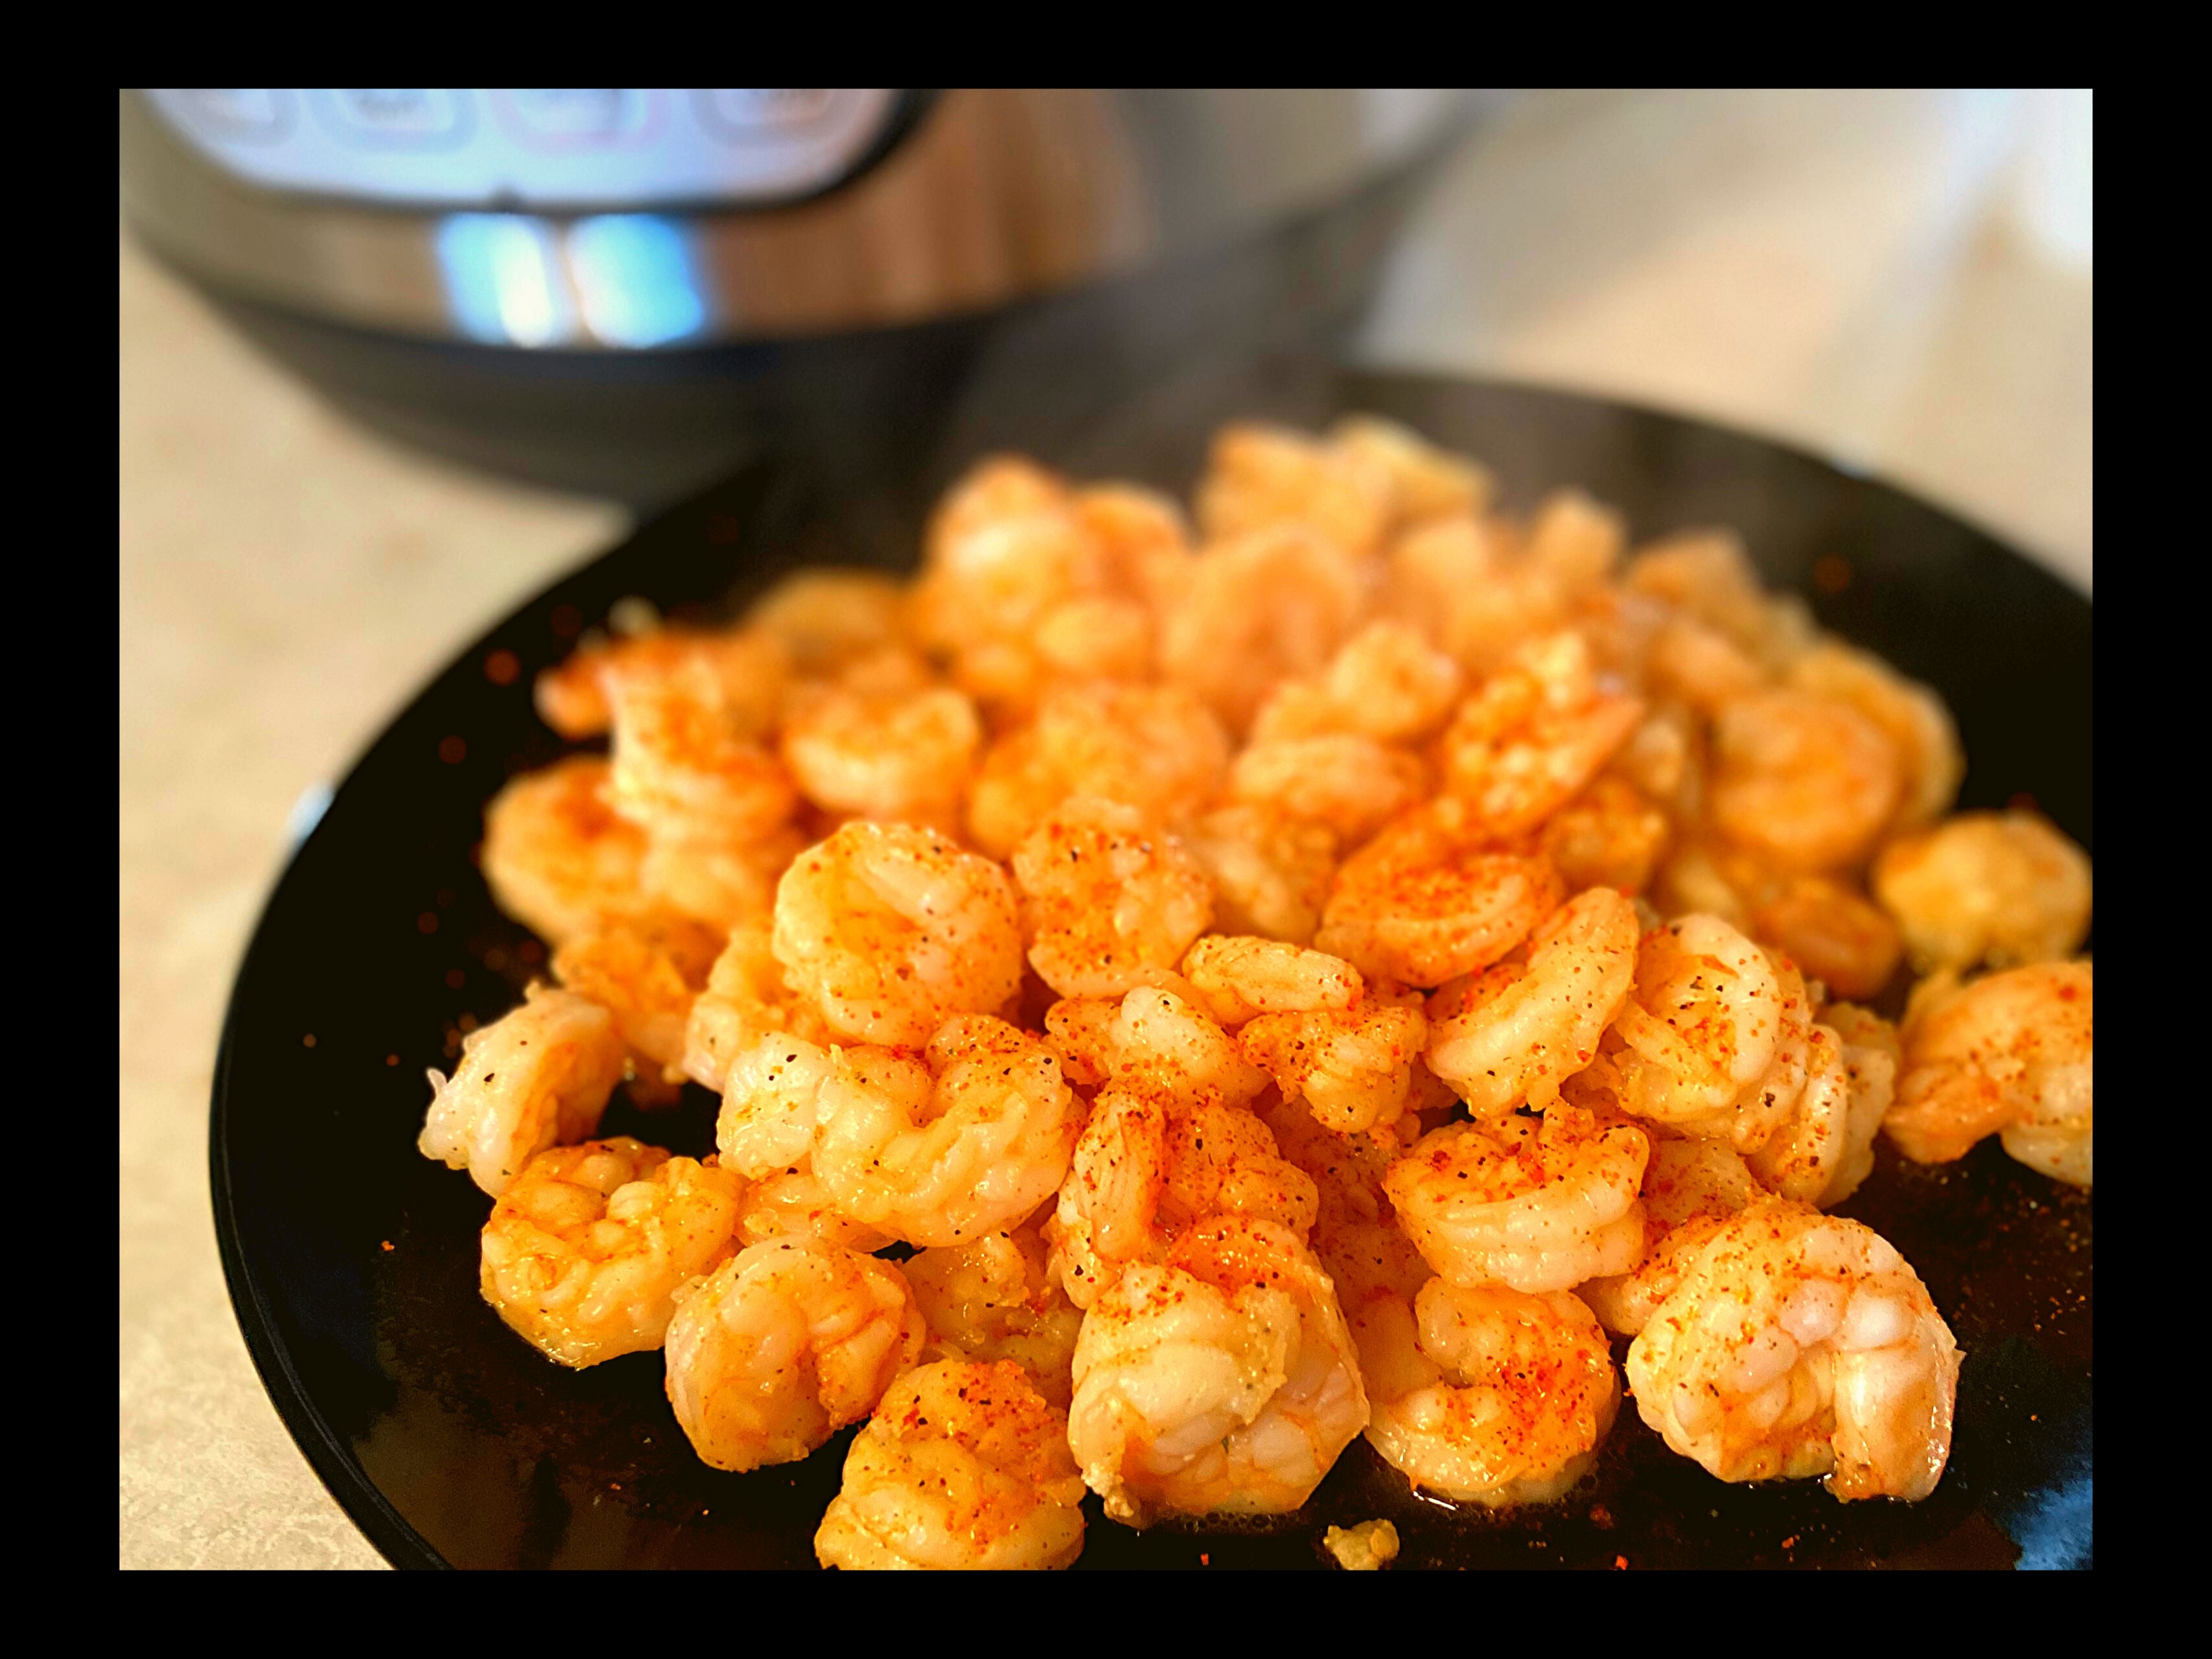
[1645,616,1767,714]
[1745,873,1903,1001]
[779,682,982,827]
[1708,689,1902,873]
[1872,811,2092,974]
[1742,1020,1867,1207]
[1196,421,1395,560]
[635,823,804,933]
[1818,1003,1900,1207]
[480,756,648,947]
[733,1166,894,1253]
[905,1225,1084,1407]
[772,821,1024,1047]
[1159,524,1365,734]
[1182,804,1338,945]
[1440,633,1644,838]
[1328,414,1494,527]
[419,984,626,1196]
[1228,735,1429,845]
[1384,1111,1650,1293]
[1426,888,1638,1118]
[1609,915,1811,1152]
[1888,959,2093,1185]
[603,649,797,844]
[479,1138,740,1366]
[1314,801,1565,987]
[1249,620,1464,747]
[816,1359,1088,1571]
[742,568,910,675]
[1073,483,1195,609]
[1625,1202,1960,1501]
[1787,641,1961,832]
[1625,529,1801,667]
[550,912,725,1084]
[1011,798,1213,998]
[1240,993,1430,1138]
[966,682,1229,859]
[910,457,1104,657]
[1181,935,1363,1028]
[664,1237,925,1473]
[1103,985,1269,1105]
[1360,1279,1618,1506]
[1067,1216,1369,1522]
[1536,775,1671,896]
[1579,1138,1761,1335]
[680,921,829,1094]
[534,627,787,741]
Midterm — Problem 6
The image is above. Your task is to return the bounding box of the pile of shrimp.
[419,416,2090,1568]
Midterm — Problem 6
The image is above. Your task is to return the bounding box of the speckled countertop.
[117,88,2089,1569]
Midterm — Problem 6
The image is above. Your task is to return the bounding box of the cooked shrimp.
[1262,1097,1434,1306]
[664,1237,925,1473]
[1196,421,1395,560]
[480,756,648,947]
[1708,689,1902,873]
[1249,620,1464,747]
[1788,641,1961,832]
[534,627,787,741]
[1536,775,1671,896]
[1426,888,1638,1118]
[1625,1201,1960,1501]
[679,921,828,1094]
[1240,995,1429,1138]
[1067,1215,1368,1522]
[1525,488,1625,598]
[1159,524,1365,734]
[1182,804,1338,945]
[479,1138,740,1366]
[910,457,1104,654]
[905,1225,1084,1407]
[635,822,804,933]
[742,568,910,675]
[1073,483,1195,609]
[732,1166,894,1253]
[815,1359,1088,1571]
[1624,529,1798,666]
[1645,616,1768,714]
[1579,1138,1761,1335]
[1328,414,1494,527]
[1159,1100,1321,1239]
[1609,915,1811,1152]
[602,649,797,844]
[1888,959,2093,1185]
[966,682,1229,859]
[779,682,982,827]
[1383,1111,1650,1293]
[1441,633,1644,838]
[1817,1003,1900,1207]
[1872,811,2092,974]
[1375,514,1504,651]
[1228,735,1429,845]
[1011,798,1213,998]
[1743,1020,1866,1206]
[1181,935,1364,1029]
[772,821,1024,1047]
[419,983,627,1196]
[1315,801,1565,987]
[1031,594,1155,683]
[1746,873,1903,1001]
[1360,1279,1618,1507]
[550,912,724,1083]
[1102,985,1270,1106]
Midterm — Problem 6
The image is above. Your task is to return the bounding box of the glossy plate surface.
[212,369,2091,1569]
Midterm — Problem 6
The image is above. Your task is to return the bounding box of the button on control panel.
[144,87,903,207]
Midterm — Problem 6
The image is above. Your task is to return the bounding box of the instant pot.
[121,90,1496,504]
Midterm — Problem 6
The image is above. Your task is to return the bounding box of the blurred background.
[119,88,2091,1568]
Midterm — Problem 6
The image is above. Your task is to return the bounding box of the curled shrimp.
[1745,872,1903,1002]
[1240,992,1430,1138]
[1314,801,1566,987]
[910,457,1105,661]
[1383,1111,1650,1293]
[603,649,797,844]
[1741,1020,1870,1207]
[1249,619,1464,748]
[772,821,1024,1047]
[1067,1215,1368,1523]
[1536,775,1671,896]
[480,756,648,947]
[1872,811,2092,974]
[779,682,982,828]
[1625,1201,1960,1501]
[419,983,626,1196]
[1359,1279,1618,1507]
[478,1138,740,1366]
[1441,633,1644,839]
[1426,887,1639,1118]
[742,568,909,676]
[905,1224,1084,1408]
[1579,1137,1761,1335]
[1181,935,1364,1028]
[1609,915,1811,1152]
[1057,985,1271,1109]
[1888,959,2093,1186]
[1787,641,1961,832]
[1227,734,1430,845]
[1708,688,1902,874]
[1625,529,1802,667]
[679,921,830,1094]
[815,1359,1088,1571]
[1329,414,1495,527]
[1159,524,1365,735]
[664,1237,925,1473]
[1195,421,1395,561]
[1182,804,1338,945]
[733,1166,894,1254]
[1011,797,1214,998]
[534,627,787,741]
[635,822,805,934]
[550,911,725,1084]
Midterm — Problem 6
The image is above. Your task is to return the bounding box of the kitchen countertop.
[117,87,2090,1570]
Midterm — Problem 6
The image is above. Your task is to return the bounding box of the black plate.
[212,368,2091,1569]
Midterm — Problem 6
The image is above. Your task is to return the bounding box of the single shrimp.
[1440,633,1645,839]
[478,1138,741,1366]
[771,821,1024,1047]
[1328,414,1495,528]
[741,568,910,676]
[1181,804,1338,945]
[534,626,787,741]
[1708,688,1902,874]
[1536,775,1671,897]
[779,682,982,828]
[602,649,797,845]
[1065,984,1271,1109]
[549,911,726,1084]
[905,1224,1084,1407]
[1067,1215,1369,1523]
[815,1359,1088,1571]
[1195,421,1396,561]
[1011,797,1214,999]
[1888,959,2093,1186]
[664,1237,925,1473]
[1249,619,1464,748]
[909,457,1105,661]
[679,921,830,1094]
[419,983,627,1196]
[1426,887,1639,1118]
[1181,935,1364,1029]
[1359,1279,1618,1507]
[1072,483,1196,611]
[1314,801,1566,987]
[1240,992,1430,1138]
[1787,641,1961,832]
[1746,872,1903,1002]
[1644,615,1768,714]
[1159,524,1365,735]
[1624,529,1800,667]
[1742,1020,1867,1207]
[1524,488,1626,600]
[1872,811,2092,974]
[635,822,805,934]
[1608,915,1811,1152]
[1383,1110,1650,1293]
[1579,1137,1762,1335]
[1625,1201,1961,1501]
[1227,735,1430,846]
[480,756,648,947]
